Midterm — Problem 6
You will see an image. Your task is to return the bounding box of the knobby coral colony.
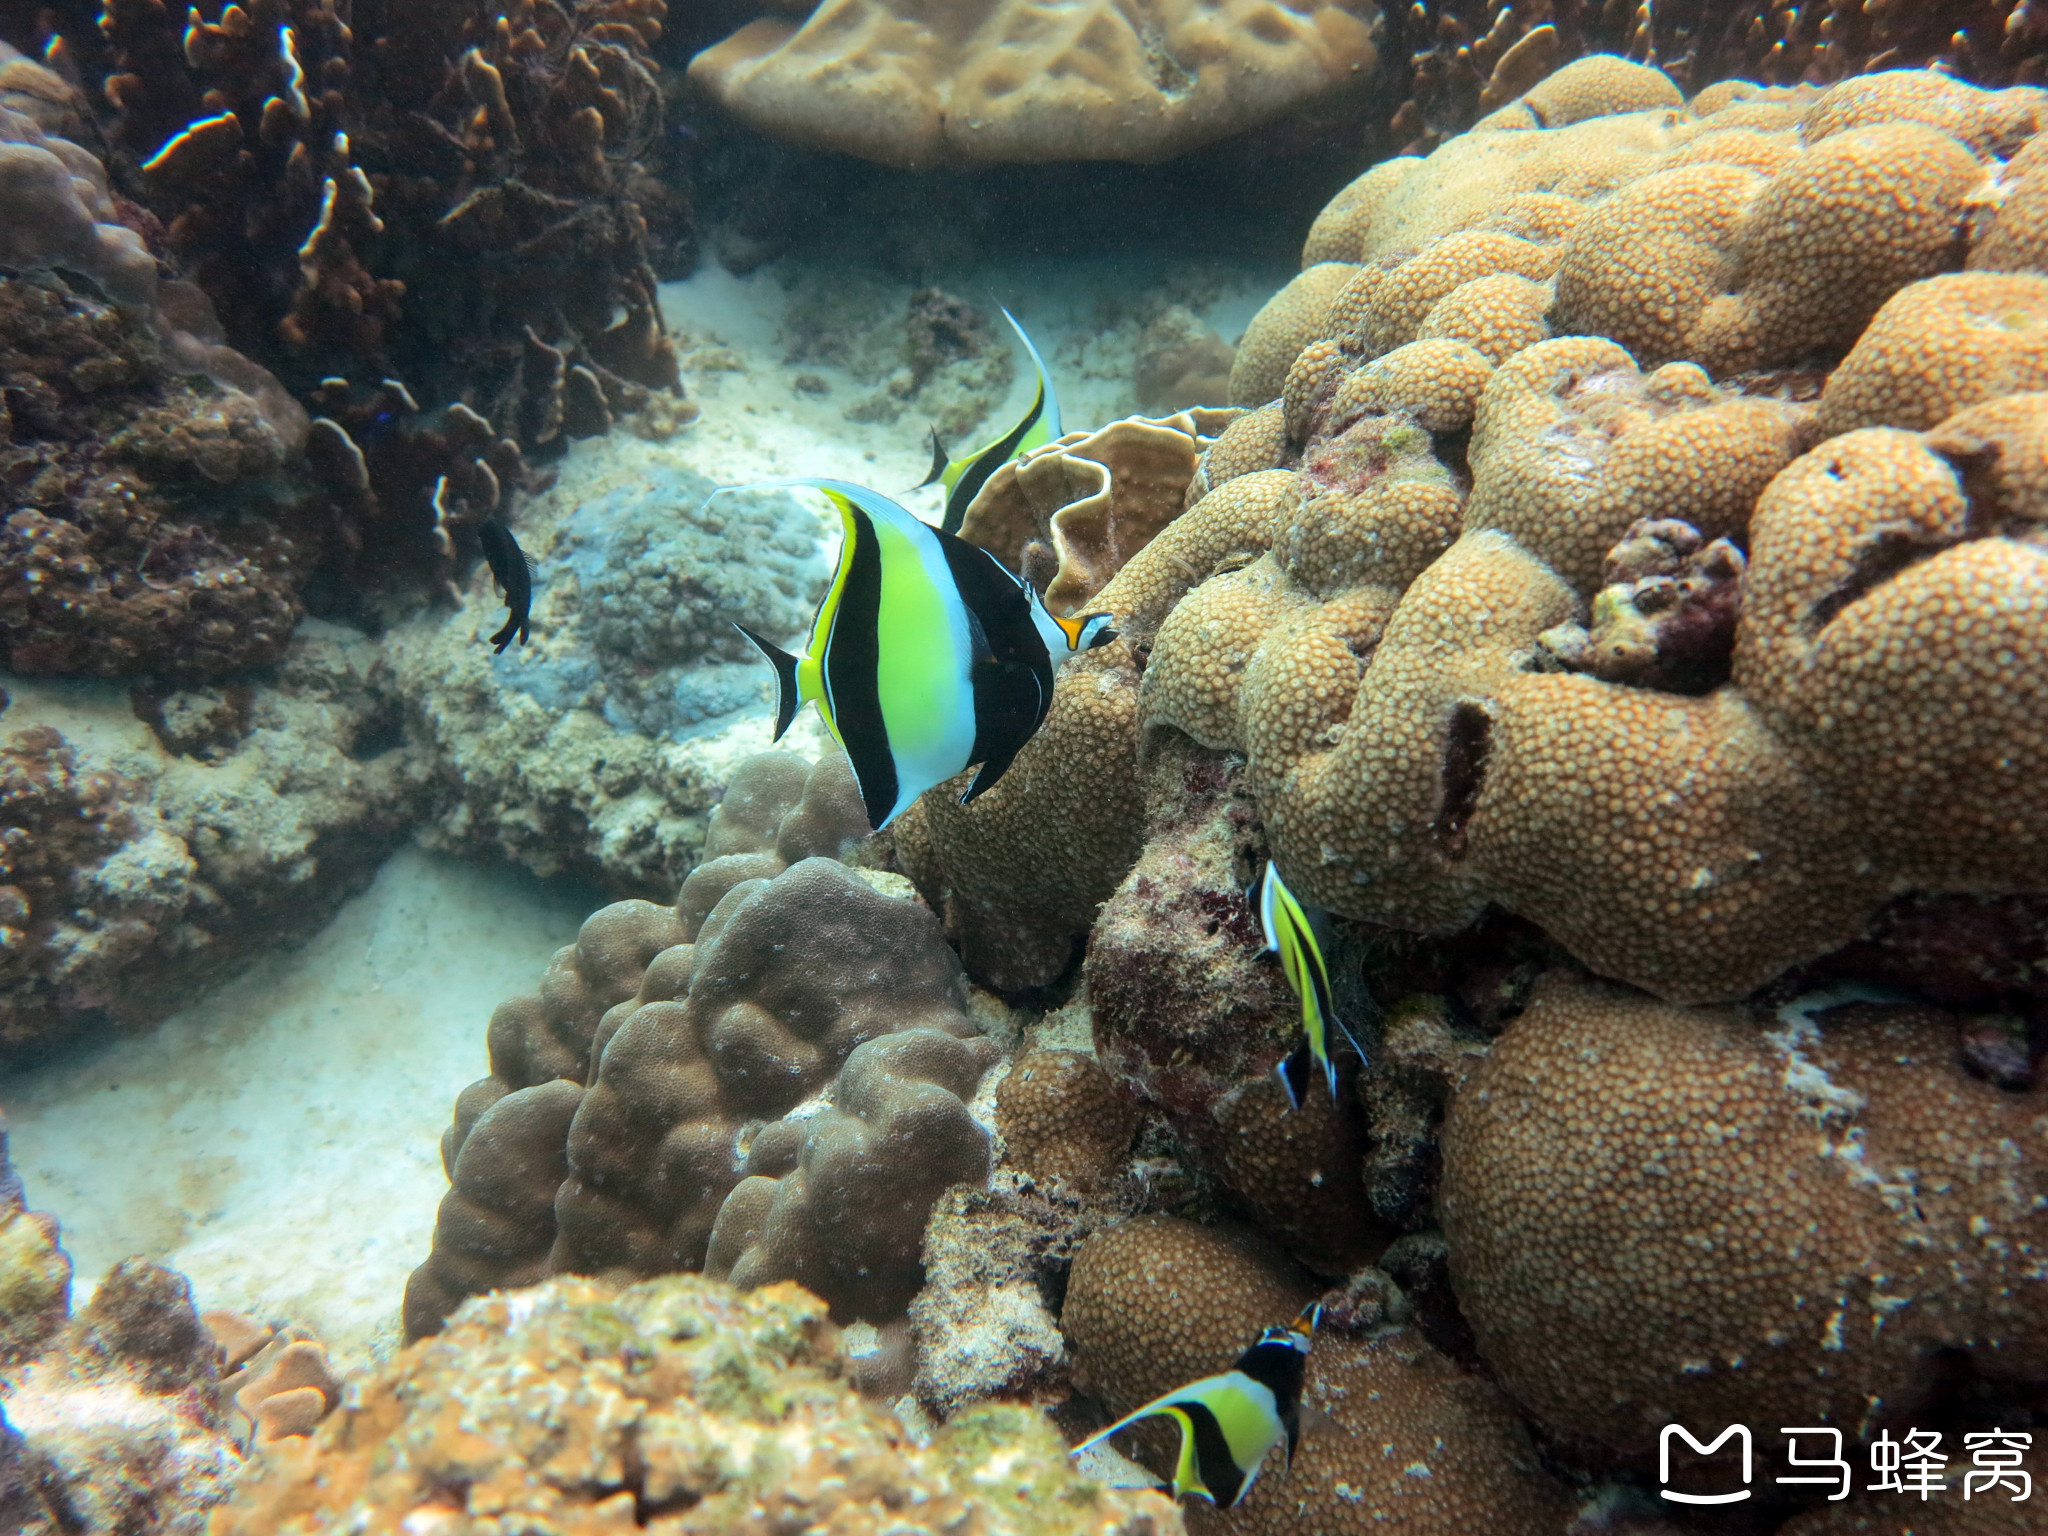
[10,0,686,620]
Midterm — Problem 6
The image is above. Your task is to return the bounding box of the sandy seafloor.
[0,250,1291,1374]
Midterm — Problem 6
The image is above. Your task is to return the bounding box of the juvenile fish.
[918,307,1062,535]
[722,477,1115,830]
[477,517,534,654]
[1072,1303,1321,1509]
[1259,861,1366,1110]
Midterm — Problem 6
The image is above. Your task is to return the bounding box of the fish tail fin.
[734,622,802,740]
[1275,1042,1312,1112]
[917,425,950,489]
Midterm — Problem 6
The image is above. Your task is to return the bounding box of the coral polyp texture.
[895,58,2048,1010]
[215,1273,1187,1536]
[1440,974,2048,1474]
[1063,1215,1575,1531]
[406,752,998,1339]
[688,0,1378,168]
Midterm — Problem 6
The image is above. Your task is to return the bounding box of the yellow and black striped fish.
[724,478,1115,831]
[1072,1303,1321,1509]
[918,307,1062,535]
[1258,861,1366,1110]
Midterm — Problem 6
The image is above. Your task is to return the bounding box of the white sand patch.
[0,845,592,1369]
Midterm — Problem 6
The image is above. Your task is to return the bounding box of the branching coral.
[21,0,688,605]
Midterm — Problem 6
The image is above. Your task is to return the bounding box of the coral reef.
[1441,974,2048,1478]
[1383,1,2045,162]
[216,1273,1186,1536]
[1085,737,1379,1274]
[958,408,1237,613]
[1063,1215,1573,1529]
[994,1050,1140,1194]
[2,49,339,684]
[405,756,996,1338]
[688,0,1378,169]
[0,1117,252,1536]
[951,63,2048,1009]
[386,468,834,893]
[16,0,689,609]
[0,626,424,1059]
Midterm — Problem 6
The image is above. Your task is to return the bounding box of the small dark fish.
[916,307,1062,536]
[1259,861,1365,1110]
[477,517,535,654]
[1072,1303,1322,1508]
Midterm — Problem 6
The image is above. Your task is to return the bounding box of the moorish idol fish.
[1259,861,1366,1111]
[719,478,1117,831]
[918,307,1062,536]
[477,516,535,654]
[1072,1303,1322,1509]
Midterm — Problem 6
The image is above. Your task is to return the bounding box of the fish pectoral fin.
[1274,1042,1313,1112]
[1293,1403,1345,1458]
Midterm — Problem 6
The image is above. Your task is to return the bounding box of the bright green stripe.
[869,511,966,759]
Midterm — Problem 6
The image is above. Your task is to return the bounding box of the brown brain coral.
[1229,263,1358,406]
[897,470,1292,993]
[1440,973,2048,1467]
[994,1049,1141,1193]
[689,0,1377,169]
[1689,122,1986,377]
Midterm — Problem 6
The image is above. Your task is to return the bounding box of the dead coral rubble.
[0,1116,267,1536]
[217,1273,1186,1536]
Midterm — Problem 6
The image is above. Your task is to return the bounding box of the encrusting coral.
[688,0,1378,169]
[216,1272,1187,1536]
[405,751,999,1339]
